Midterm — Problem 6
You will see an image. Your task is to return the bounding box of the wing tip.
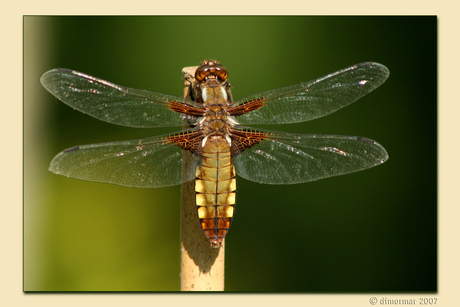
[357,61,390,79]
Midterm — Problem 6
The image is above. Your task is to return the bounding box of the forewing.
[233,128,388,184]
[49,130,201,188]
[231,62,389,125]
[40,68,204,128]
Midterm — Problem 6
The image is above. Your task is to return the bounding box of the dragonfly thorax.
[195,71,237,148]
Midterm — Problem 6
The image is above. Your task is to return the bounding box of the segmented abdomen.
[195,135,236,248]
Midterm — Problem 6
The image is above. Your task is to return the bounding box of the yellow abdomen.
[195,135,236,248]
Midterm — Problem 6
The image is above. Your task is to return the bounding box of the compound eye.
[214,65,228,81]
[195,65,210,81]
[194,61,228,82]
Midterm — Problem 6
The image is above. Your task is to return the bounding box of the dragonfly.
[41,60,389,248]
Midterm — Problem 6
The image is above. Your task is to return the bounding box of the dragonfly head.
[195,60,228,83]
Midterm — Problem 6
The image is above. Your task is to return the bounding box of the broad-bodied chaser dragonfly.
[41,60,389,248]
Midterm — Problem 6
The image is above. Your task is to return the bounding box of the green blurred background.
[24,16,436,292]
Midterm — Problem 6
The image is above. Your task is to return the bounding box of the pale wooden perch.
[180,65,225,291]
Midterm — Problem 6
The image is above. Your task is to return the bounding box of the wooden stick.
[180,66,225,291]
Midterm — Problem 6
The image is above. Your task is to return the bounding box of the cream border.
[5,1,457,306]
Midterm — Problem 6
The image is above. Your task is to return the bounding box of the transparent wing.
[49,130,200,188]
[233,128,388,184]
[232,62,389,125]
[40,68,203,128]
